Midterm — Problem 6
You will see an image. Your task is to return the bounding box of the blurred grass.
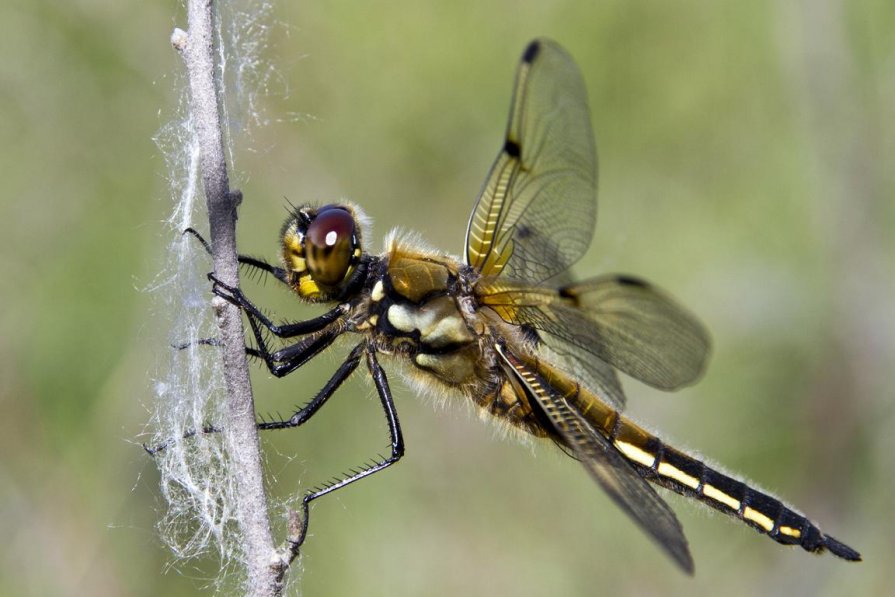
[1,0,893,595]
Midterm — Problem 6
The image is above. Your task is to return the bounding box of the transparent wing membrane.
[558,275,710,390]
[478,275,710,410]
[465,39,597,283]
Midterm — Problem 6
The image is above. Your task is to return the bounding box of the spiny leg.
[148,322,343,455]
[175,227,339,366]
[184,227,290,284]
[258,343,364,431]
[292,346,405,548]
[148,241,344,454]
[236,300,347,378]
[171,337,264,363]
[177,274,346,375]
[187,228,344,339]
[211,273,345,338]
[145,335,349,455]
[167,237,407,548]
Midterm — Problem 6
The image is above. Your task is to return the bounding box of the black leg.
[184,227,290,284]
[170,337,265,366]
[292,346,405,548]
[258,344,364,431]
[145,342,359,455]
[143,418,227,456]
[211,273,345,338]
[238,255,289,285]
[172,337,260,356]
[183,227,213,252]
[186,228,343,337]
[241,305,346,378]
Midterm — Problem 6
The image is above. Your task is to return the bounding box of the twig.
[172,2,289,594]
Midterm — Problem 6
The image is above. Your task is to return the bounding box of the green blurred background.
[1,0,892,595]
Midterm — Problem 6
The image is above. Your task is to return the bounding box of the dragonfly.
[208,38,861,572]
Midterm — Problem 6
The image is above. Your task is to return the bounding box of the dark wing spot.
[516,224,532,239]
[616,275,649,288]
[519,323,541,346]
[522,40,541,64]
[504,139,522,158]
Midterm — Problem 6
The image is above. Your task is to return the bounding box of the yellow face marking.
[657,462,700,490]
[614,440,657,468]
[281,224,309,274]
[298,275,320,299]
[282,227,301,249]
[743,507,774,532]
[291,255,307,271]
[778,526,801,538]
[702,485,740,511]
[371,280,385,302]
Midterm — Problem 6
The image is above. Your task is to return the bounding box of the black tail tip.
[824,535,862,562]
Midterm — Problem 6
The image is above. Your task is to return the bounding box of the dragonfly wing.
[535,326,627,410]
[495,343,694,574]
[465,39,597,284]
[560,275,710,390]
[482,286,627,409]
[479,275,709,396]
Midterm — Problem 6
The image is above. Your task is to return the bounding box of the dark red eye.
[305,206,357,286]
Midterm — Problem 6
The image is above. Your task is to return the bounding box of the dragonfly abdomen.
[498,346,860,563]
[608,414,860,560]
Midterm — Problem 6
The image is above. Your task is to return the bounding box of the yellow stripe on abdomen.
[602,412,823,551]
[656,461,700,490]
[614,440,656,469]
[702,483,741,511]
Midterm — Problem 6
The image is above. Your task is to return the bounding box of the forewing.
[494,344,694,574]
[560,275,710,389]
[465,39,597,283]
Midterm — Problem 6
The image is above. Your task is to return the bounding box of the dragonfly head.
[280,203,366,301]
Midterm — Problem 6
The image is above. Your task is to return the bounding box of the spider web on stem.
[145,0,287,588]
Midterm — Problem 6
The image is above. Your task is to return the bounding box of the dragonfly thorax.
[361,246,487,387]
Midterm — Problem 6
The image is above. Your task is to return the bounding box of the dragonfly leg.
[258,344,363,431]
[242,310,347,378]
[292,346,405,548]
[184,227,290,284]
[210,272,344,338]
[146,339,356,455]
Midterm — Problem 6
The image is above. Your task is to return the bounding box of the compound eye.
[305,206,357,286]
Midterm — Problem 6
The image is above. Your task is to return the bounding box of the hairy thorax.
[354,239,547,438]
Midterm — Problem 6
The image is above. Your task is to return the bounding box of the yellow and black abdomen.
[508,350,860,559]
[595,406,860,559]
